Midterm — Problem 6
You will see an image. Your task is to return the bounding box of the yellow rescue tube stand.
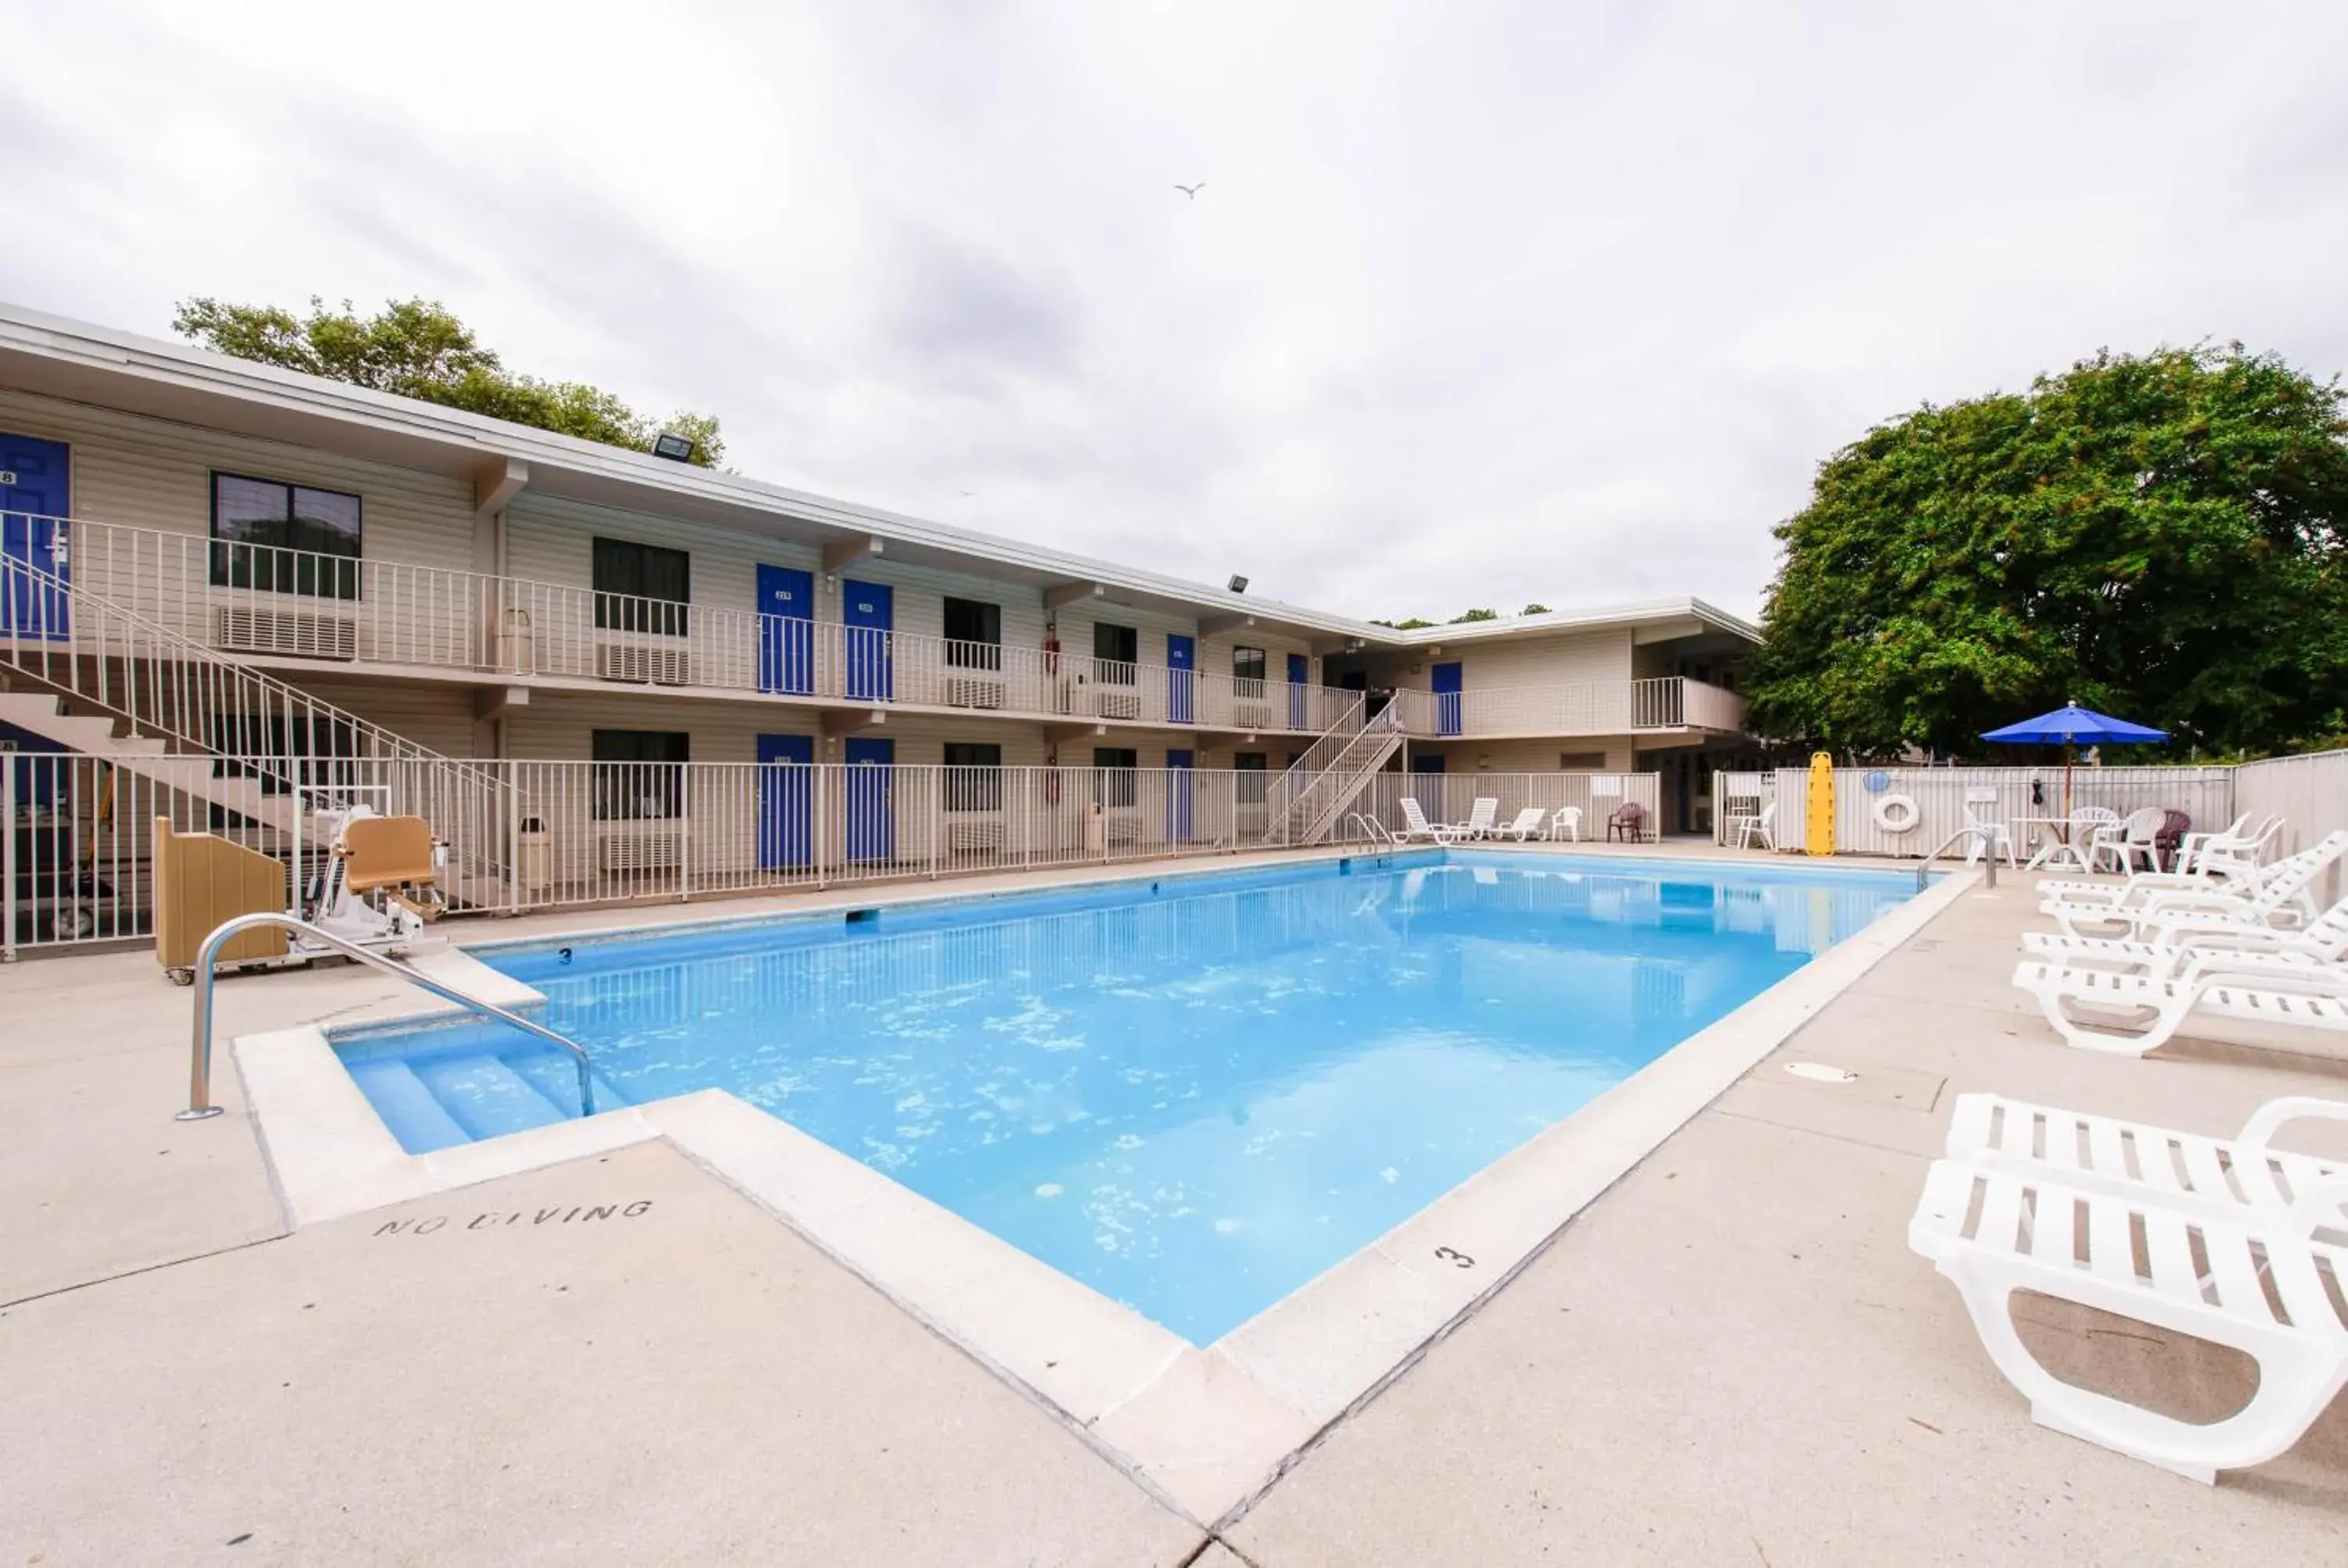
[1806,751,1835,856]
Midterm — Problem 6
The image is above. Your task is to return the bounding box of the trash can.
[517,816,552,901]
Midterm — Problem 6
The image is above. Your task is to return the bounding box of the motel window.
[591,729,690,820]
[209,473,362,599]
[1093,745,1138,807]
[1235,751,1269,804]
[592,538,691,637]
[943,597,1003,670]
[1559,751,1606,771]
[1093,621,1138,683]
[942,741,1003,811]
[207,713,362,805]
[1232,646,1266,698]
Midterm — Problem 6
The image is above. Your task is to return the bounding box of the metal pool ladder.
[178,912,596,1123]
[1345,812,1397,847]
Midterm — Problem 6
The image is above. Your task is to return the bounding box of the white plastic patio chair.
[1725,800,1777,851]
[2093,807,2167,874]
[1909,1160,2348,1483]
[1961,804,2018,868]
[1493,807,1547,842]
[1545,806,1581,842]
[2011,952,2348,1055]
[2175,811,2253,874]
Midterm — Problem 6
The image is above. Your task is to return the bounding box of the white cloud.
[6,0,2344,621]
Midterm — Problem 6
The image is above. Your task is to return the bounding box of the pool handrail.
[1917,826,1999,892]
[1345,812,1396,846]
[178,912,595,1123]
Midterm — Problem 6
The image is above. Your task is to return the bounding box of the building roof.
[0,300,1758,652]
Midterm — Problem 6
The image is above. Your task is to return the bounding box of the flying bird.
[1175,182,1205,200]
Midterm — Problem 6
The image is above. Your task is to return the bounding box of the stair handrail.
[1264,691,1368,825]
[1288,705,1406,843]
[1,547,456,772]
[178,912,593,1123]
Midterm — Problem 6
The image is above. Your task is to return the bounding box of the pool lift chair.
[307,805,446,952]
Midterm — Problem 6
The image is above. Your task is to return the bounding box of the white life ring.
[1871,793,1920,836]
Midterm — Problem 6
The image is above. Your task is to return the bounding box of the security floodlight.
[651,431,697,462]
[1227,574,1249,594]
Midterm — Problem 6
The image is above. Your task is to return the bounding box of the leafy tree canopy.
[1742,344,2348,759]
[1519,602,1552,615]
[1369,616,1437,630]
[172,296,726,468]
[1449,607,1499,623]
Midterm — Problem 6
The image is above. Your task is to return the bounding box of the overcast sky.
[6,1,2345,621]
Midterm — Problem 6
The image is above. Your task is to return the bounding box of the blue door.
[1,433,70,641]
[1287,653,1308,729]
[756,734,814,869]
[1165,748,1193,842]
[1166,634,1194,724]
[843,581,893,701]
[1431,661,1464,737]
[844,736,895,861]
[756,565,814,695]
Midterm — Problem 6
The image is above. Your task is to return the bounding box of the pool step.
[502,1048,631,1118]
[409,1054,573,1142]
[344,1057,474,1154]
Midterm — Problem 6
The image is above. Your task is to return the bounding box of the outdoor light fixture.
[1227,574,1249,594]
[651,431,697,462]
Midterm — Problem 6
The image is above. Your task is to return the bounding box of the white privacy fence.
[1714,765,2237,858]
[2233,748,2348,908]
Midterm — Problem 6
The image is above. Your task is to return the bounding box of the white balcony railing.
[50,518,1748,740]
[1385,676,1745,739]
[56,519,1345,735]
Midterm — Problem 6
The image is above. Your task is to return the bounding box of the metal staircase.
[1262,698,1406,846]
[1,547,514,906]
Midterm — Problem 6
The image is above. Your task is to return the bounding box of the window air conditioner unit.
[945,818,1007,852]
[597,825,682,874]
[1234,699,1272,729]
[946,676,1005,710]
[596,641,696,686]
[1097,689,1140,721]
[214,606,358,661]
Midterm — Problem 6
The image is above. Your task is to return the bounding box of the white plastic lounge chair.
[2036,831,2300,907]
[1943,1091,2348,1232]
[1461,797,1500,840]
[1493,806,1547,842]
[1909,1159,2348,1482]
[2020,893,2348,979]
[1545,806,1581,842]
[2040,832,2346,939]
[2180,813,2283,877]
[1397,798,1462,844]
[1725,800,1776,851]
[2012,955,2348,1054]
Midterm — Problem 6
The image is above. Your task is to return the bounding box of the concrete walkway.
[5,861,2346,1564]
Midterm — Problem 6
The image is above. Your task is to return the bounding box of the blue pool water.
[335,851,1915,1343]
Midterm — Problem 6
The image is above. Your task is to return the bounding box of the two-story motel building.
[0,302,1758,934]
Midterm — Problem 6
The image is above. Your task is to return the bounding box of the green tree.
[1370,616,1437,630]
[1449,607,1499,623]
[172,296,726,468]
[1519,602,1551,615]
[1742,344,2348,758]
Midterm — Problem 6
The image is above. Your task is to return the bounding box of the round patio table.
[2013,816,2097,873]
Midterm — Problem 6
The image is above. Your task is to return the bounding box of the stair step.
[409,1053,572,1141]
[345,1056,474,1154]
[502,1046,628,1117]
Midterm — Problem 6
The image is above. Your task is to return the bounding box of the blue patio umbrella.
[1980,702,2168,820]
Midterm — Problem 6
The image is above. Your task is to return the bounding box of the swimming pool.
[333,851,1917,1343]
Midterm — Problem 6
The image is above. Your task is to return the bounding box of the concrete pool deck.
[4,845,2346,1563]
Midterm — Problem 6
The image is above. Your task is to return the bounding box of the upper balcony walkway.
[10,517,1748,743]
